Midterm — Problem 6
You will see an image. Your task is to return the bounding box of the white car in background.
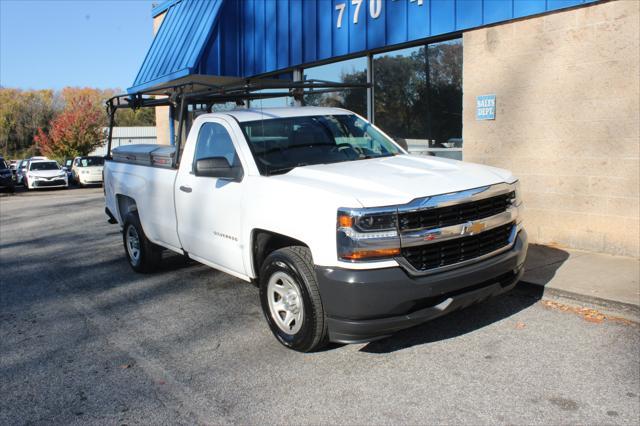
[72,156,104,186]
[24,160,68,190]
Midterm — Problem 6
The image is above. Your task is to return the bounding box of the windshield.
[78,157,104,167]
[65,159,73,167]
[30,161,59,171]
[0,159,8,170]
[239,114,402,175]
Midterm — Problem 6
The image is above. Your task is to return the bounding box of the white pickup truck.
[104,107,528,352]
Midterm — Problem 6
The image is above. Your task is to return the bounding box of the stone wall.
[463,0,640,257]
[153,11,170,146]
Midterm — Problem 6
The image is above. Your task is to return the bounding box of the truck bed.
[104,153,182,253]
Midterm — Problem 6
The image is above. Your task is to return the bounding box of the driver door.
[174,120,246,276]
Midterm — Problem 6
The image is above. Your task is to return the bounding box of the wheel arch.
[251,229,309,281]
[116,194,138,225]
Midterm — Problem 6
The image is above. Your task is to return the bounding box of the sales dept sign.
[476,95,496,120]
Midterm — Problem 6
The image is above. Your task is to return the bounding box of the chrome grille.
[401,222,515,271]
[398,192,514,232]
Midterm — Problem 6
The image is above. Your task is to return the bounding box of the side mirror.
[194,157,243,181]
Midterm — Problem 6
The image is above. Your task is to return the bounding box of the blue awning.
[133,0,598,94]
[128,0,224,94]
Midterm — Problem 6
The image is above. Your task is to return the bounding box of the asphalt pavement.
[1,187,639,425]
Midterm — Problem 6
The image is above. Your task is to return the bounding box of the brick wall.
[463,0,640,257]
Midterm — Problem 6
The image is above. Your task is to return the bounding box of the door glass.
[193,123,240,169]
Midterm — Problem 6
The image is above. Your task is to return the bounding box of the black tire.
[259,246,328,352]
[122,212,162,273]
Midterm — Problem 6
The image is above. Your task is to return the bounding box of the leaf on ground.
[540,299,635,326]
[515,321,526,329]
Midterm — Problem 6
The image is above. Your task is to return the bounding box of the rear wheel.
[259,246,328,352]
[122,212,161,273]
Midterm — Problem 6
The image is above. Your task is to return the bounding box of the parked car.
[15,159,29,185]
[72,156,104,186]
[24,159,68,190]
[62,158,74,182]
[104,107,527,352]
[0,157,15,192]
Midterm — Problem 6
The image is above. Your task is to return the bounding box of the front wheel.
[122,212,162,273]
[259,246,328,352]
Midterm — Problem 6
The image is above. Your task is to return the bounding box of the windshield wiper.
[267,162,312,176]
[357,152,397,160]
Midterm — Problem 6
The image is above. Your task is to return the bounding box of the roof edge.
[151,0,181,18]
[127,68,192,94]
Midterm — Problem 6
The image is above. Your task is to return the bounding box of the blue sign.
[476,95,496,121]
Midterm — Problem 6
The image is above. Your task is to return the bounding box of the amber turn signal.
[338,214,353,228]
[341,248,401,260]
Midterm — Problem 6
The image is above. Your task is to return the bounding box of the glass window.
[30,161,59,171]
[78,157,104,167]
[373,39,462,159]
[249,89,294,109]
[240,114,401,176]
[303,57,367,118]
[193,122,240,168]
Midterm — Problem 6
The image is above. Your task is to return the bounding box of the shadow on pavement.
[359,283,544,354]
[520,244,571,287]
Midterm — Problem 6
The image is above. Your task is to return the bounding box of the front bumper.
[79,174,103,184]
[315,230,528,344]
[32,178,68,188]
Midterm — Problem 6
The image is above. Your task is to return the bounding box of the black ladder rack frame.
[105,79,370,165]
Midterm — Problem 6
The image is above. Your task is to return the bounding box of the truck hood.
[275,154,515,207]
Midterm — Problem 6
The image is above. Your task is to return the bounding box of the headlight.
[337,208,400,261]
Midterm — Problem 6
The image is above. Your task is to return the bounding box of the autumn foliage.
[34,95,105,160]
[1,87,155,159]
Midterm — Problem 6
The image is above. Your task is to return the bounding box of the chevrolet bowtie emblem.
[463,221,486,235]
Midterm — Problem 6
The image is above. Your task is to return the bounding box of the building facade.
[91,127,157,156]
[137,0,639,257]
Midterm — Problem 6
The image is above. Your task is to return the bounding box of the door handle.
[179,185,192,193]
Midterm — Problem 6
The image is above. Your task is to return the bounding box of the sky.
[0,0,156,91]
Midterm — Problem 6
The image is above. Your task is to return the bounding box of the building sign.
[476,95,496,120]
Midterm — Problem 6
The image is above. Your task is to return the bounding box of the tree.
[34,95,105,160]
[115,107,156,126]
[0,88,56,158]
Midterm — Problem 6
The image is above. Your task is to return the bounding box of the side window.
[193,122,240,169]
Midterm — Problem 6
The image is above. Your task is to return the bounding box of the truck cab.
[104,107,527,352]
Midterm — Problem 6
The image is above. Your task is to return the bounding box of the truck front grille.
[401,222,515,271]
[398,192,514,232]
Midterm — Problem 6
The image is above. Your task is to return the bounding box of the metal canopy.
[129,0,224,94]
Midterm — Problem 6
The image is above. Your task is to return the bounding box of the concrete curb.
[519,281,640,323]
